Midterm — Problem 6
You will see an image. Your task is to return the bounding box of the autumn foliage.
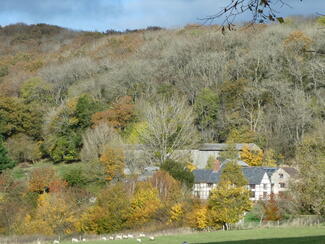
[99,147,125,182]
[127,182,161,227]
[19,193,76,235]
[91,96,135,131]
[240,145,276,167]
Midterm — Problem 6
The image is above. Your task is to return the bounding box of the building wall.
[271,168,291,194]
[249,173,272,201]
[193,183,217,200]
[194,173,273,201]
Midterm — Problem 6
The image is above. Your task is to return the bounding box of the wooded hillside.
[0,19,324,235]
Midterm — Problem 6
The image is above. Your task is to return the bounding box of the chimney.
[213,159,221,172]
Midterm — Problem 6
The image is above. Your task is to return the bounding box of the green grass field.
[61,227,325,244]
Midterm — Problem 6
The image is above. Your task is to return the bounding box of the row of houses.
[186,143,298,201]
[192,163,298,201]
[134,143,298,201]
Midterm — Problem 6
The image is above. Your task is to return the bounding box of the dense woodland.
[0,17,325,235]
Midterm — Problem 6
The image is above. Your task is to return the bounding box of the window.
[207,183,213,187]
[195,191,200,198]
[250,191,255,198]
[279,173,284,179]
[263,184,267,190]
[280,183,286,188]
[249,184,255,189]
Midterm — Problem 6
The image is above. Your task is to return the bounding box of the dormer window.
[279,173,284,179]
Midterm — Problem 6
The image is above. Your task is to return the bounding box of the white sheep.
[123,235,128,239]
[109,236,114,240]
[101,237,107,241]
[139,233,146,238]
[82,238,86,242]
[53,240,60,244]
[128,234,134,238]
[72,238,79,243]
[115,235,123,240]
[149,236,155,241]
[136,238,142,243]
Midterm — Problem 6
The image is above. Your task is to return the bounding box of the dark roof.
[282,167,299,177]
[193,167,275,185]
[242,167,269,185]
[193,169,220,183]
[199,143,260,151]
[264,167,278,178]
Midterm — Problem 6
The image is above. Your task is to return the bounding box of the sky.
[0,0,324,31]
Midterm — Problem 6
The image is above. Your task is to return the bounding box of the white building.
[193,164,297,201]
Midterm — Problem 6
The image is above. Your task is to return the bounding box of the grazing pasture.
[61,227,325,244]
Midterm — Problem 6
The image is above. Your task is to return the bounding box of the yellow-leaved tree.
[76,183,130,234]
[240,145,263,166]
[240,145,276,167]
[208,181,252,230]
[208,161,251,230]
[168,203,184,224]
[188,206,208,230]
[99,147,125,182]
[19,193,76,235]
[127,182,161,227]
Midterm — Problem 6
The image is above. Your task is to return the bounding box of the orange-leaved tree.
[28,166,56,193]
[264,193,282,221]
[99,146,125,182]
[91,96,136,131]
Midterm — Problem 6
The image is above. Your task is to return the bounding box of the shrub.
[0,65,9,77]
[0,138,15,172]
[63,166,88,187]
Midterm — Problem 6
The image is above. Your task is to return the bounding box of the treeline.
[0,18,324,235]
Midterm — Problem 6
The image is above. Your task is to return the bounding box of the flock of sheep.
[48,233,155,244]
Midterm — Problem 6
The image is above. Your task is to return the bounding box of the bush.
[0,138,15,172]
[63,166,88,187]
[0,65,9,77]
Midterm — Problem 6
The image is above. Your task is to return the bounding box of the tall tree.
[208,180,252,230]
[208,161,251,230]
[194,88,220,142]
[291,127,325,216]
[220,161,248,187]
[139,98,199,164]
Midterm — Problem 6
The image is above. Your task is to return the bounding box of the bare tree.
[80,123,122,162]
[205,0,299,28]
[139,98,199,164]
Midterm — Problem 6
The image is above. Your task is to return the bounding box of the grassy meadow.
[61,227,325,244]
